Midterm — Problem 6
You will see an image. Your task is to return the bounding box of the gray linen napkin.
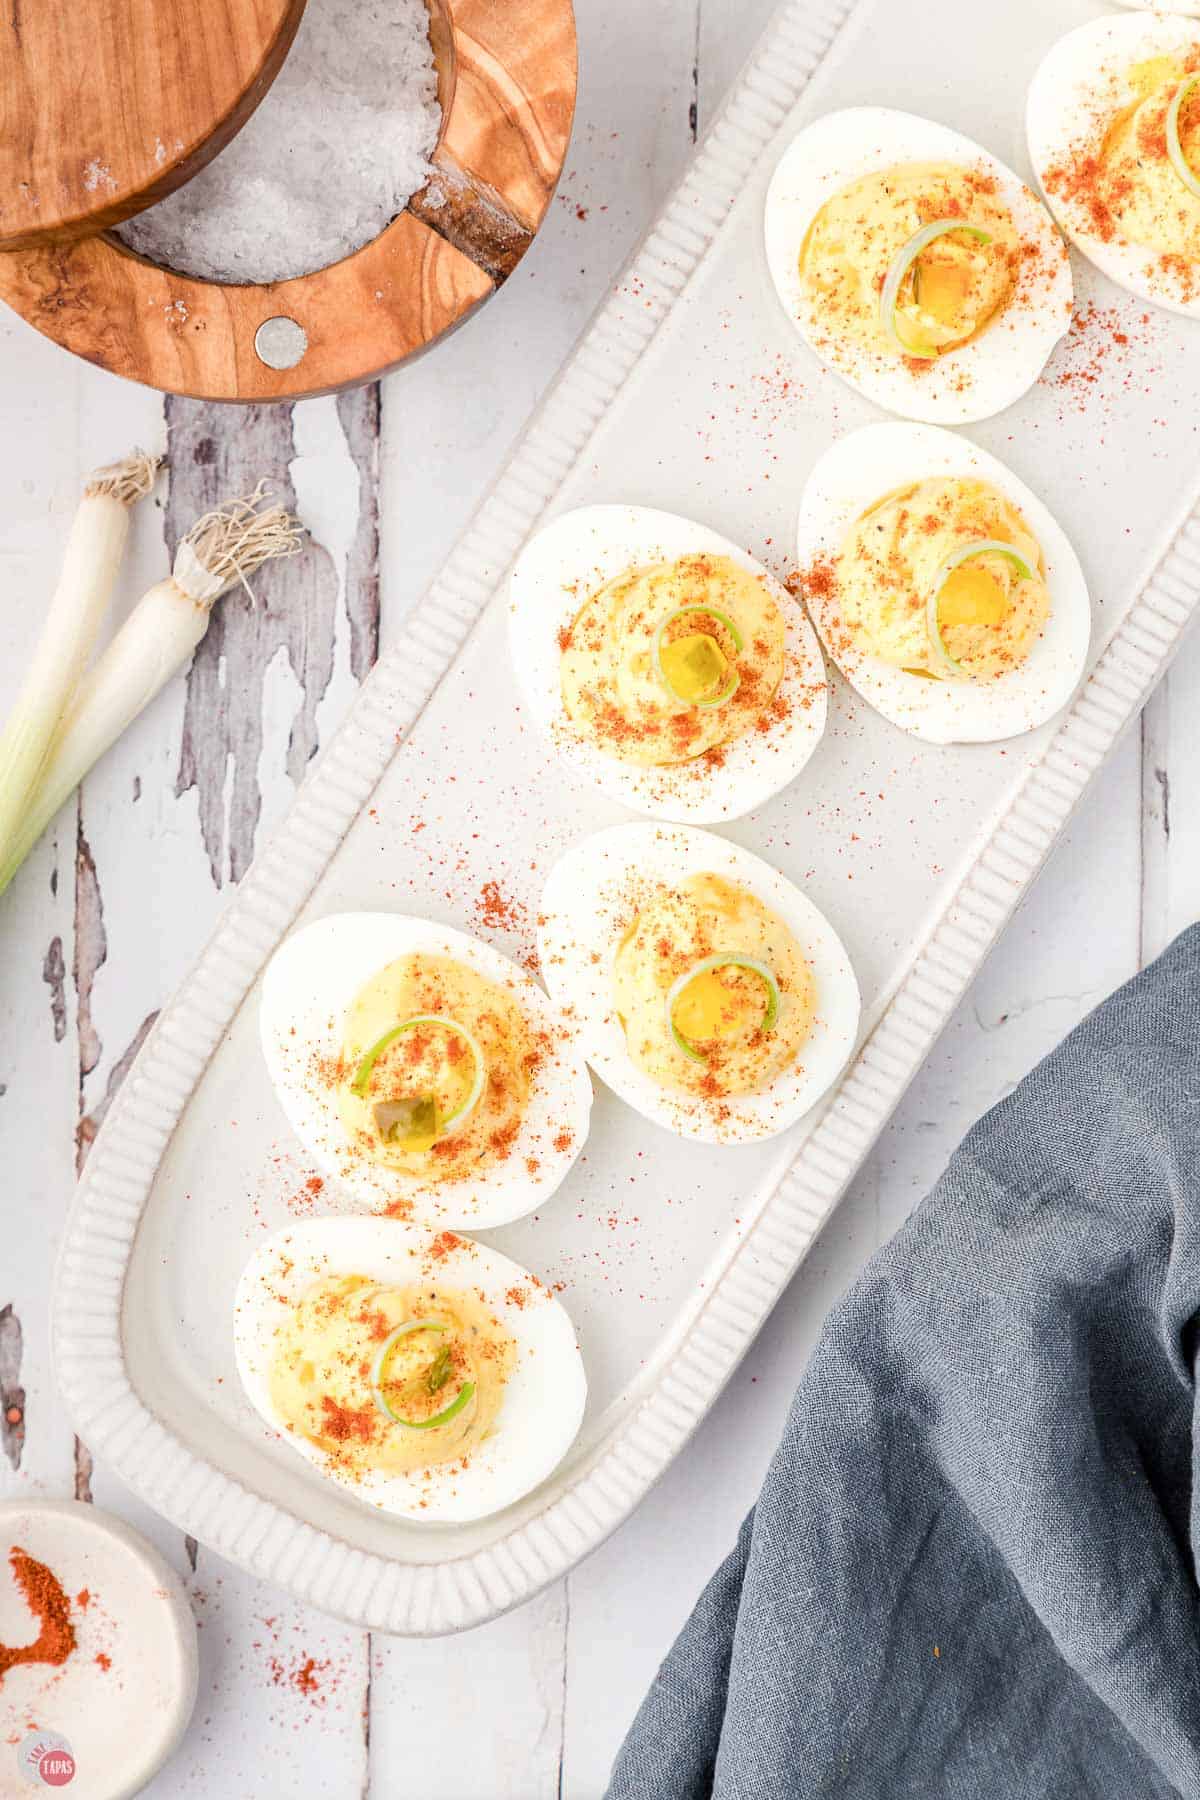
[607,924,1200,1799]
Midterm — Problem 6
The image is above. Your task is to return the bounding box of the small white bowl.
[0,1500,198,1799]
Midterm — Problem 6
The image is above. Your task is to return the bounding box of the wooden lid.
[0,0,307,250]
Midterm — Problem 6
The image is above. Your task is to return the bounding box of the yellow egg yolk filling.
[336,953,534,1187]
[559,554,785,768]
[833,476,1050,682]
[671,964,767,1044]
[1047,52,1200,275]
[613,872,815,1099]
[799,161,1020,363]
[659,630,732,704]
[267,1273,515,1479]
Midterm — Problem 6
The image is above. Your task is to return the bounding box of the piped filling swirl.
[560,553,786,768]
[337,953,536,1186]
[267,1274,515,1478]
[613,871,815,1098]
[800,161,1019,363]
[833,476,1050,682]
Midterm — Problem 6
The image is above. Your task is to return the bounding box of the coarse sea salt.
[116,0,441,285]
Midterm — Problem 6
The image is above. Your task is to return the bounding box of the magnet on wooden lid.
[0,0,577,402]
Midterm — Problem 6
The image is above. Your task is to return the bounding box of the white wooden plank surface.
[0,0,1196,1795]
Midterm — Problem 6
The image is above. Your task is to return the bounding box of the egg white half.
[508,504,828,823]
[1028,13,1200,318]
[537,822,861,1145]
[764,107,1074,423]
[234,1218,587,1524]
[1112,0,1200,13]
[260,913,592,1229]
[794,422,1091,745]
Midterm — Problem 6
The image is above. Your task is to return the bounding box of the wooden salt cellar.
[0,0,577,401]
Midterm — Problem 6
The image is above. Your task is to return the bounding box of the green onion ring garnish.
[395,1382,476,1431]
[351,1013,486,1137]
[371,1320,445,1422]
[371,1322,477,1430]
[925,539,1036,681]
[665,954,781,1063]
[655,606,744,708]
[1167,73,1200,201]
[879,220,994,360]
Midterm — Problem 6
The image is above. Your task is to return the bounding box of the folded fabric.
[607,925,1200,1800]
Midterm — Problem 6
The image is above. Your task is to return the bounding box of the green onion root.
[0,484,302,896]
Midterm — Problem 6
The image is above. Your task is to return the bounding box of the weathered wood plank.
[70,371,382,1792]
[0,817,76,1500]
[369,1587,569,1799]
[168,391,380,885]
[0,311,102,1508]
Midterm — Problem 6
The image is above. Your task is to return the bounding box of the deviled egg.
[508,505,828,823]
[794,422,1090,745]
[260,913,592,1228]
[764,108,1073,423]
[537,822,860,1144]
[234,1218,587,1523]
[1028,12,1200,316]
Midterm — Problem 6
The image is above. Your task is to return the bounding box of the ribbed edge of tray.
[53,0,1200,1634]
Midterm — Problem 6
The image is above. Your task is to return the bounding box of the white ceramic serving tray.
[54,0,1200,1636]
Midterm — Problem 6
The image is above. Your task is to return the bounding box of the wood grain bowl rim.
[0,0,577,402]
